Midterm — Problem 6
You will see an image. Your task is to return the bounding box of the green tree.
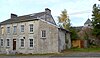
[92,4,100,39]
[70,27,78,40]
[58,9,70,30]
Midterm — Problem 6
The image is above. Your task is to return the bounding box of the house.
[0,8,71,54]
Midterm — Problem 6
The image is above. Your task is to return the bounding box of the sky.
[0,0,100,26]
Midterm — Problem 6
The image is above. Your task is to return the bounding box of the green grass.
[68,48,100,52]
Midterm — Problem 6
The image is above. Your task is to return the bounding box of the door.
[13,39,16,50]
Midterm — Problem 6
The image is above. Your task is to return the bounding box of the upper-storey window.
[7,27,10,33]
[1,27,4,34]
[21,25,24,32]
[41,30,46,37]
[13,26,17,33]
[29,24,33,32]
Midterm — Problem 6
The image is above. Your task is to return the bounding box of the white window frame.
[29,39,34,48]
[1,27,4,34]
[20,39,24,47]
[7,27,10,33]
[41,30,46,38]
[7,39,10,47]
[1,39,3,47]
[13,26,17,33]
[21,25,24,32]
[29,24,33,32]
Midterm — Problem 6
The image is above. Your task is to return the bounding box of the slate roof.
[0,12,46,25]
[84,18,91,25]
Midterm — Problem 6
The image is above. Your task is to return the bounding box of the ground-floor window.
[7,39,10,47]
[1,39,3,46]
[29,39,33,47]
[20,39,24,47]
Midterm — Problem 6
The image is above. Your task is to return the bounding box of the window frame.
[1,39,3,47]
[29,39,34,48]
[7,39,10,47]
[20,39,24,47]
[1,27,4,34]
[13,26,17,33]
[21,25,24,32]
[29,24,33,32]
[41,30,46,37]
[7,27,10,33]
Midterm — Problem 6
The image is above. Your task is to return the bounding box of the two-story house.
[0,8,71,54]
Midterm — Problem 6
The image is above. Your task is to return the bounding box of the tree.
[92,4,100,39]
[70,27,78,40]
[58,9,70,30]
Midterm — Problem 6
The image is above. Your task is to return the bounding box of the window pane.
[7,27,10,33]
[21,39,24,47]
[30,39,33,47]
[13,26,17,33]
[1,39,3,46]
[1,27,4,34]
[7,39,9,46]
[30,24,33,32]
[21,25,24,32]
[41,30,46,37]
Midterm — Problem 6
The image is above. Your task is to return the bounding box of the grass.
[67,47,100,52]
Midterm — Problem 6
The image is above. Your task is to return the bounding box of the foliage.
[78,27,93,40]
[92,4,100,39]
[58,9,70,30]
[70,27,78,40]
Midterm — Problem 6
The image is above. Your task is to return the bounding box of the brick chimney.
[11,13,18,18]
[45,8,51,15]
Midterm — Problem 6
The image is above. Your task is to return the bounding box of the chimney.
[45,8,51,15]
[11,13,18,18]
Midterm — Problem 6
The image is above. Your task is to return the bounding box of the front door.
[13,39,16,50]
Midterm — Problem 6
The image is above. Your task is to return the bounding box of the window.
[1,27,4,34]
[21,25,24,32]
[29,24,33,32]
[1,39,3,46]
[7,39,10,46]
[13,26,17,33]
[7,27,10,33]
[20,39,24,47]
[41,30,46,37]
[29,39,33,47]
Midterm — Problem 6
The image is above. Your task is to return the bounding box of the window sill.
[6,46,10,48]
[29,32,34,34]
[19,47,25,49]
[28,47,34,50]
[40,38,46,40]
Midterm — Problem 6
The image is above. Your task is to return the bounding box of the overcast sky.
[0,0,100,26]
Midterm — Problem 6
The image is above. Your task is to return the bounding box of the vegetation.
[69,48,100,52]
[92,4,100,39]
[70,27,78,40]
[58,9,70,30]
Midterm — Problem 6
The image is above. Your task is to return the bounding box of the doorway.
[13,39,16,50]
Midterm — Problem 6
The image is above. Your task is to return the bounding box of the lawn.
[67,48,100,52]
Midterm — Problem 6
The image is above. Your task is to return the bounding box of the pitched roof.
[0,12,45,25]
[84,18,91,25]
